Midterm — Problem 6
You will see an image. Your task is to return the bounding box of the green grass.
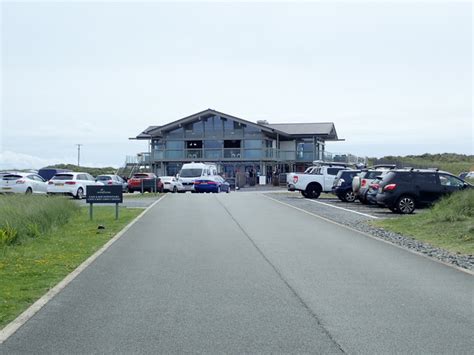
[0,195,80,246]
[0,206,142,329]
[373,189,474,255]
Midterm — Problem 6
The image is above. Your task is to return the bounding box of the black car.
[376,169,471,214]
[225,178,236,190]
[332,169,361,202]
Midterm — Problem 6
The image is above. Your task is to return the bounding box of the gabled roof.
[143,109,276,137]
[134,109,340,140]
[263,123,339,140]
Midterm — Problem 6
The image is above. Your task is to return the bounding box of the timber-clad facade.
[134,109,341,177]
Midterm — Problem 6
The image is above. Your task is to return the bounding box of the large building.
[133,109,343,178]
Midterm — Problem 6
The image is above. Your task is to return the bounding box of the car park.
[0,173,48,194]
[332,169,361,202]
[352,165,396,204]
[376,169,471,214]
[178,162,219,192]
[128,173,163,193]
[194,175,230,193]
[95,174,128,192]
[47,172,102,199]
[159,176,184,193]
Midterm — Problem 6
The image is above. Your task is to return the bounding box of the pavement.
[1,193,473,354]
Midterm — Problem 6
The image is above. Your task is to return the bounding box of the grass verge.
[124,192,162,199]
[0,205,142,329]
[372,190,474,255]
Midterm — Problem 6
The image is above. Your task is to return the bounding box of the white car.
[178,162,219,192]
[47,172,103,199]
[159,176,184,193]
[0,173,48,194]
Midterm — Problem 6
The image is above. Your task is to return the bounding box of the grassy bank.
[0,195,79,247]
[0,204,142,329]
[369,153,474,176]
[373,190,474,255]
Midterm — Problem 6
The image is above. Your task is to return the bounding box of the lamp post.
[76,144,83,167]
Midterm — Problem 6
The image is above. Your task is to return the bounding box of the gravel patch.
[266,192,474,271]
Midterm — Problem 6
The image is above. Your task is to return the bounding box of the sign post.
[86,186,123,220]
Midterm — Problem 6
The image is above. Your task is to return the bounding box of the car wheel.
[217,186,221,193]
[397,196,415,214]
[301,191,308,198]
[25,187,33,195]
[344,191,356,202]
[337,195,345,202]
[388,206,398,213]
[75,187,84,200]
[359,196,369,205]
[173,186,178,193]
[305,184,321,199]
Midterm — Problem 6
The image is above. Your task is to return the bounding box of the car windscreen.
[366,171,383,179]
[132,174,150,178]
[2,174,23,180]
[180,169,203,178]
[52,174,74,180]
[160,177,172,182]
[96,176,112,181]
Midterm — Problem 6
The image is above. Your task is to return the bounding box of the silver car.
[95,175,128,192]
[352,165,396,204]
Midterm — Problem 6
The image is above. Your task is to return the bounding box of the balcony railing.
[151,148,366,164]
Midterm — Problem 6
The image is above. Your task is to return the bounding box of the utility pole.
[76,144,83,167]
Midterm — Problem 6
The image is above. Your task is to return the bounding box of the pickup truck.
[287,162,351,199]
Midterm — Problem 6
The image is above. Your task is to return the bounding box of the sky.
[1,0,472,169]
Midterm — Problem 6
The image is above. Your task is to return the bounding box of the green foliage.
[44,164,117,178]
[368,153,474,176]
[374,189,474,254]
[0,195,80,247]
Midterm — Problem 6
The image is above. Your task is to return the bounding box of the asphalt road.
[1,193,472,354]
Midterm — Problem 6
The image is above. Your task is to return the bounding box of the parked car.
[128,173,163,193]
[0,173,48,194]
[332,169,361,202]
[96,174,128,192]
[159,176,184,193]
[194,176,230,193]
[287,161,352,199]
[376,169,472,214]
[178,162,219,192]
[352,165,396,204]
[47,172,102,199]
[38,168,72,181]
[365,176,384,205]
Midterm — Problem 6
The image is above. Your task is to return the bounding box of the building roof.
[134,109,340,140]
[263,123,336,137]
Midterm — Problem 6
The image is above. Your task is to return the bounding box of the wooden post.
[89,203,93,221]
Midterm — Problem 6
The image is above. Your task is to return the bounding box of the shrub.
[0,195,79,247]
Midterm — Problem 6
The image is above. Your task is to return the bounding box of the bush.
[0,195,79,247]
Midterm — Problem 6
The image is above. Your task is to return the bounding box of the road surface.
[1,193,472,354]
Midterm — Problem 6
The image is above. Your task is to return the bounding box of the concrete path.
[1,193,472,354]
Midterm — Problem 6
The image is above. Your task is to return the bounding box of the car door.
[438,174,465,196]
[33,174,47,193]
[415,173,440,204]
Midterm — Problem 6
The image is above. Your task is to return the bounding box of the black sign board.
[86,185,123,204]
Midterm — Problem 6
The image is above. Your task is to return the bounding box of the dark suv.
[332,169,361,202]
[376,169,471,214]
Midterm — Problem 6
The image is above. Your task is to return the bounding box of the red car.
[127,173,163,193]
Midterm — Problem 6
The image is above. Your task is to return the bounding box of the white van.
[178,162,218,192]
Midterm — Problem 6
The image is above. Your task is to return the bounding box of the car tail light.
[16,179,25,184]
[48,181,54,185]
[108,181,113,185]
[361,179,366,187]
[208,181,217,185]
[293,176,298,183]
[194,181,200,185]
[384,183,397,191]
[65,181,76,185]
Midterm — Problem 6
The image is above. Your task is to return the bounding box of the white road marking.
[262,194,473,276]
[0,195,167,344]
[307,199,379,219]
